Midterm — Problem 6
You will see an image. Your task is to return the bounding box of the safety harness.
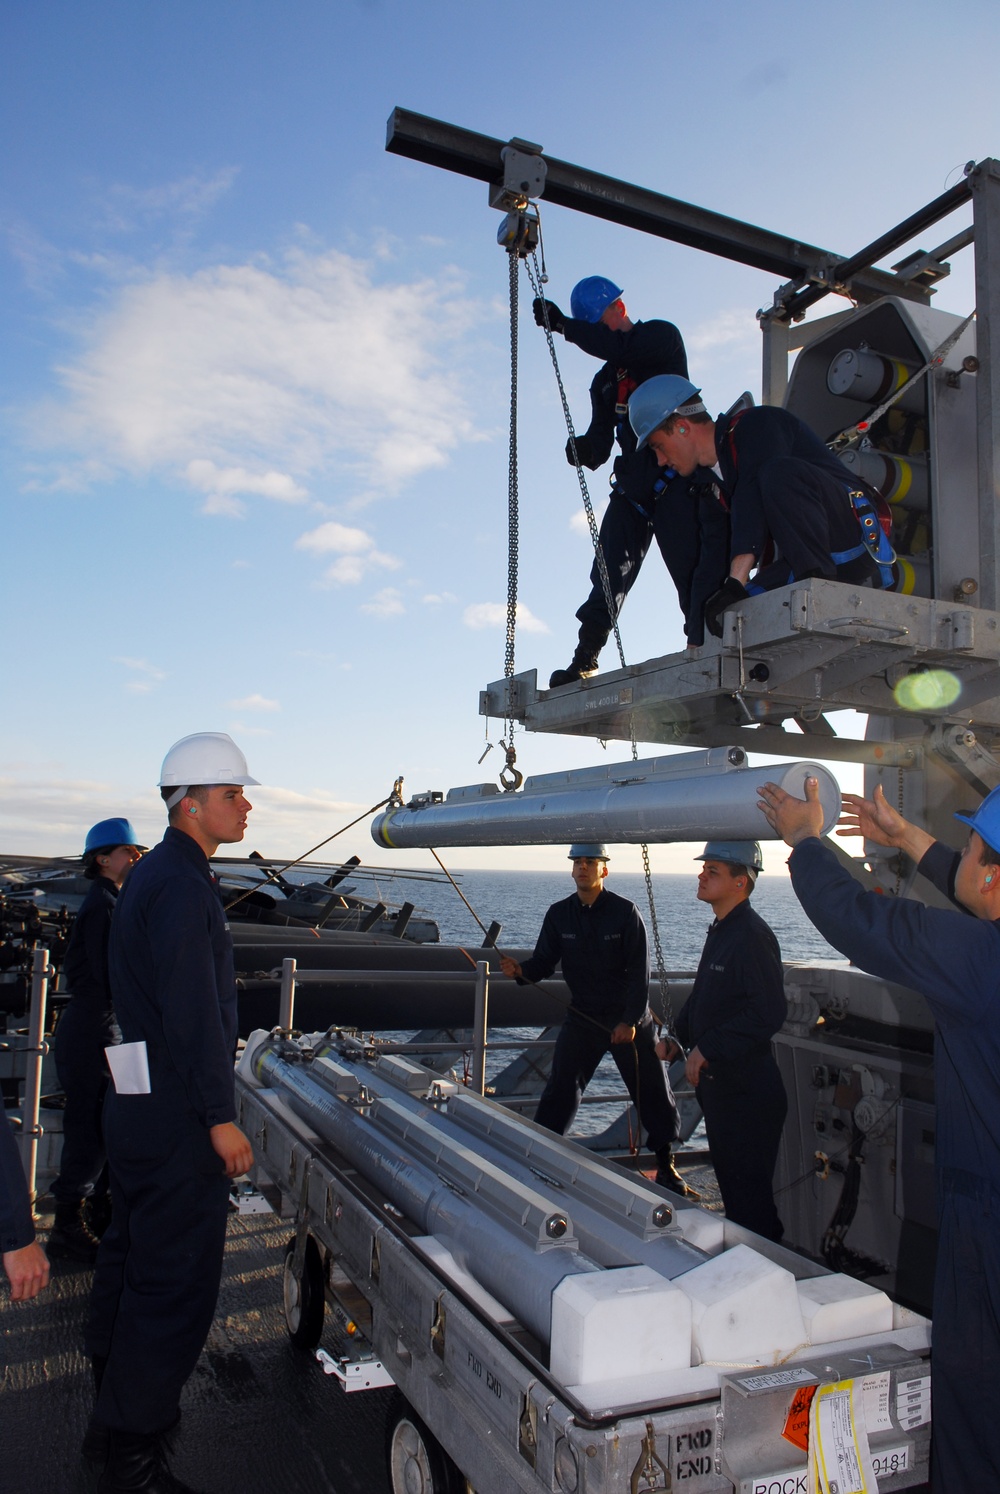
[720,409,896,589]
[832,488,896,587]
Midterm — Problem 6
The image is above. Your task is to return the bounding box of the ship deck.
[4,1161,715,1494]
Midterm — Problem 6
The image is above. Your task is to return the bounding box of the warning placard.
[782,1384,818,1453]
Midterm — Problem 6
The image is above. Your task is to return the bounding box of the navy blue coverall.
[1,1108,35,1258]
[518,888,678,1154]
[51,876,120,1204]
[789,836,1000,1491]
[562,316,690,645]
[86,827,239,1436]
[715,405,886,589]
[674,898,787,1240]
[658,468,731,647]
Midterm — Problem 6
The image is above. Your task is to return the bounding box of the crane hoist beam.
[385,107,939,309]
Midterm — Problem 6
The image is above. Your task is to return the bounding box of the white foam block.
[550,1265,692,1386]
[669,1207,726,1255]
[677,1243,806,1366]
[796,1273,894,1344]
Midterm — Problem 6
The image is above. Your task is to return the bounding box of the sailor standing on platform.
[500,844,687,1194]
[531,278,690,685]
[85,733,256,1494]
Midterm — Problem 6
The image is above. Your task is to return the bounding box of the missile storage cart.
[236,1030,932,1493]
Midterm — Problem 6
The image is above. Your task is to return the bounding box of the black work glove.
[703,577,750,638]
[533,298,565,335]
[565,433,596,468]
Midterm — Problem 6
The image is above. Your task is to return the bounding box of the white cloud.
[569,499,608,537]
[462,602,550,634]
[24,247,481,504]
[688,308,760,358]
[296,520,400,585]
[101,169,240,232]
[227,694,280,713]
[115,656,166,691]
[361,588,405,618]
[186,459,307,517]
[422,591,457,606]
[202,492,247,518]
[227,721,273,737]
[0,777,159,855]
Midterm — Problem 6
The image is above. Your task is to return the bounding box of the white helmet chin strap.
[164,786,188,810]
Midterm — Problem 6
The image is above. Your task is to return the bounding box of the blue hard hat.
[629,375,705,450]
[568,843,610,860]
[569,277,623,323]
[955,785,1000,854]
[695,840,764,874]
[84,818,146,855]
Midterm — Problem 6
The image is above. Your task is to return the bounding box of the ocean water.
[354,867,846,1143]
[360,866,846,968]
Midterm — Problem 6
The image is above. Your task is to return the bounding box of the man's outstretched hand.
[533,298,565,335]
[757,776,825,847]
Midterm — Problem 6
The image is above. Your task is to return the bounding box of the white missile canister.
[371,751,841,851]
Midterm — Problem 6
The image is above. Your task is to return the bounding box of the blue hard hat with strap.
[84,817,146,855]
[570,276,623,323]
[568,843,610,859]
[695,840,763,874]
[955,785,1000,856]
[629,375,705,450]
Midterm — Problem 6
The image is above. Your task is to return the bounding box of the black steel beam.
[386,108,930,307]
[781,175,974,321]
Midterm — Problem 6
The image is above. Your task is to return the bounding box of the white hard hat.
[159,732,259,810]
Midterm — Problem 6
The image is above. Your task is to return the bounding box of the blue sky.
[3,0,998,876]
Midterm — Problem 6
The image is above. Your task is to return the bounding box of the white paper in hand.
[105,1041,151,1095]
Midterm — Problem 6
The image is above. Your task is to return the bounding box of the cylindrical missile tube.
[245,1034,599,1342]
[837,447,929,515]
[827,346,925,414]
[892,554,932,597]
[311,1042,707,1280]
[371,754,840,851]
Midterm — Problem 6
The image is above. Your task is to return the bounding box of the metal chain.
[524,253,671,1025]
[504,249,520,741]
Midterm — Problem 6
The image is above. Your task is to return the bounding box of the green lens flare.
[893,669,962,711]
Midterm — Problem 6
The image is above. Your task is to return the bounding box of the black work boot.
[98,1429,203,1494]
[86,1189,114,1239]
[48,1200,100,1263]
[654,1152,700,1200]
[548,627,609,689]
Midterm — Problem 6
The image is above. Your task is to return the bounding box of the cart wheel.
[282,1234,325,1349]
[385,1393,466,1493]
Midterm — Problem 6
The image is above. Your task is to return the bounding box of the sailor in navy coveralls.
[758,773,1000,1492]
[500,844,683,1192]
[85,733,256,1494]
[531,276,691,686]
[658,841,787,1241]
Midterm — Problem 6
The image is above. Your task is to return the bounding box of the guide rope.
[222,797,392,913]
[828,308,976,452]
[523,249,672,1025]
